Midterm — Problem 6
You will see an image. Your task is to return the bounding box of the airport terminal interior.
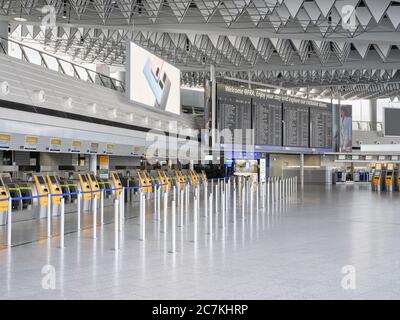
[1,0,400,300]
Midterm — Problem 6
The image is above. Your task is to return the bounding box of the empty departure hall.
[1,0,400,304]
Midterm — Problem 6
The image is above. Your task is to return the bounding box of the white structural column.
[90,154,97,174]
[0,21,8,54]
[300,153,304,190]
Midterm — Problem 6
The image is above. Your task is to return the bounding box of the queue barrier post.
[77,192,81,231]
[7,197,12,248]
[169,199,176,253]
[163,190,168,234]
[60,197,65,248]
[47,193,51,239]
[140,191,145,241]
[100,189,104,225]
[92,195,97,239]
[208,193,213,236]
[114,199,119,251]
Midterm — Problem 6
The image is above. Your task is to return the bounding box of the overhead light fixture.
[87,103,97,114]
[61,97,73,110]
[32,90,46,103]
[14,17,27,22]
[0,81,10,96]
[107,108,117,119]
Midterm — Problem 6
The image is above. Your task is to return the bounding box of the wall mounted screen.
[283,102,309,147]
[217,92,252,144]
[128,42,181,115]
[252,98,282,146]
[384,108,400,136]
[310,107,333,148]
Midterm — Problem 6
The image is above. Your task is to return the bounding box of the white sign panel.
[128,42,181,115]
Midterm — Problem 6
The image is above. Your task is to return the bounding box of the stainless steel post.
[7,197,12,247]
[100,189,104,225]
[163,191,168,234]
[208,193,213,236]
[47,193,51,238]
[92,195,97,239]
[77,192,81,231]
[169,199,176,253]
[114,199,119,250]
[60,197,65,248]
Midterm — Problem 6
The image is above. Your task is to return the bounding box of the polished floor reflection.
[1,184,400,299]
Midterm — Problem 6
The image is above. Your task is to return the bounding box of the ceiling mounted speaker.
[87,103,97,114]
[0,81,10,96]
[32,90,46,103]
[62,97,73,110]
[107,108,117,119]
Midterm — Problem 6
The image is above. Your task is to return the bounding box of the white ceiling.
[1,0,400,99]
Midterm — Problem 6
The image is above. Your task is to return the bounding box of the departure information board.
[310,107,333,148]
[252,98,282,146]
[217,93,251,143]
[283,103,309,147]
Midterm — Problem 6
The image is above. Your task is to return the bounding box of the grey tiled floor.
[1,184,400,300]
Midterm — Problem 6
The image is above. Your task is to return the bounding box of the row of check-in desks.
[0,169,208,226]
[0,172,123,226]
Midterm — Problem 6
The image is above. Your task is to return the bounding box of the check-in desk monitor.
[137,171,152,193]
[111,172,123,197]
[33,175,49,207]
[0,177,9,213]
[385,169,394,191]
[46,175,62,205]
[87,173,100,199]
[78,174,92,201]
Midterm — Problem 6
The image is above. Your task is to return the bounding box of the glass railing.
[352,121,383,132]
[0,37,125,93]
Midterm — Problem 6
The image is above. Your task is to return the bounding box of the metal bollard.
[215,182,219,214]
[169,200,176,253]
[60,197,65,248]
[179,189,184,227]
[242,185,245,220]
[114,199,119,251]
[7,197,12,248]
[100,189,104,225]
[163,191,168,233]
[222,184,225,229]
[204,182,208,218]
[140,192,145,241]
[92,195,97,239]
[47,193,51,238]
[154,185,157,217]
[193,195,198,242]
[208,193,213,236]
[158,186,161,220]
[119,193,123,232]
[250,182,254,217]
[77,192,81,231]
[185,184,189,217]
[233,183,237,224]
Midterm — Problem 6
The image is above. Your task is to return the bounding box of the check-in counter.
[33,174,49,219]
[0,177,9,225]
[372,164,383,191]
[78,173,92,211]
[385,164,395,192]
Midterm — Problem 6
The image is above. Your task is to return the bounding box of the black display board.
[384,108,400,136]
[217,93,251,144]
[252,98,282,146]
[310,107,333,148]
[283,102,309,147]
